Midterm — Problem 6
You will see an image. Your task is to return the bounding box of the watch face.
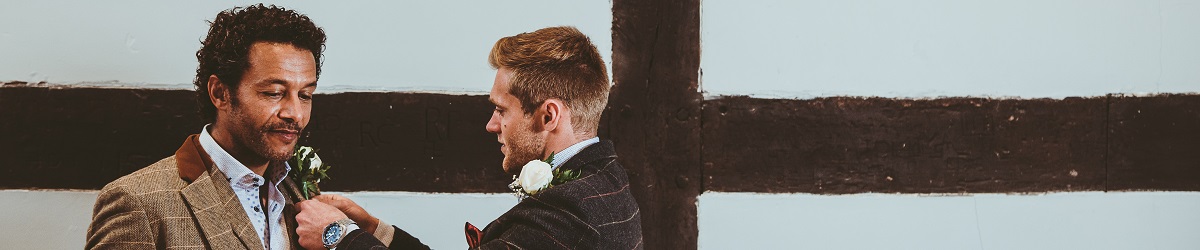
[323,224,342,246]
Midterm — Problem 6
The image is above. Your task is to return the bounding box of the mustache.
[263,121,302,133]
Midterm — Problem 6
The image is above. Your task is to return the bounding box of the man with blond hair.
[294,26,644,249]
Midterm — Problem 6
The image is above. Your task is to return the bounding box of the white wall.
[0,0,613,93]
[701,0,1200,98]
[699,192,1200,250]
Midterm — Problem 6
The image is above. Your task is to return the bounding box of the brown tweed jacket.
[338,140,644,250]
[86,134,301,250]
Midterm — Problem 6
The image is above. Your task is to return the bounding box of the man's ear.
[207,75,231,111]
[535,99,564,132]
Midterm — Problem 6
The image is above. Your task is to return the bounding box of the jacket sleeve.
[474,195,597,250]
[86,185,155,250]
[338,226,429,250]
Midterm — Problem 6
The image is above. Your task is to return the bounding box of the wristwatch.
[322,218,357,249]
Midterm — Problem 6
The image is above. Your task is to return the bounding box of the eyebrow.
[258,78,317,88]
[262,78,288,86]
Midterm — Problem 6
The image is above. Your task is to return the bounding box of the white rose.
[310,154,323,170]
[297,146,313,158]
[517,160,553,194]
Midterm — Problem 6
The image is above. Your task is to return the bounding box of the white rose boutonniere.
[508,152,581,199]
[516,160,553,194]
[285,145,331,201]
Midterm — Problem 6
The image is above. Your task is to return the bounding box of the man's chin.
[264,145,296,162]
[501,161,517,175]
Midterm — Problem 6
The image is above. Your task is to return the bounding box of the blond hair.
[488,26,609,134]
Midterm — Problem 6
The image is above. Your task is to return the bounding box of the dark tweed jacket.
[338,140,644,249]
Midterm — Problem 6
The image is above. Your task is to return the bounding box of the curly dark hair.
[193,4,326,123]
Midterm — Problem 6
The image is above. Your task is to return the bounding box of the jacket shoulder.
[90,156,195,249]
[542,159,639,219]
[524,160,643,247]
[102,156,186,194]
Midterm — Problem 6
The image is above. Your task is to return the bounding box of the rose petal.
[518,160,553,194]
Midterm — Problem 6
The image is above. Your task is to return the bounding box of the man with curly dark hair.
[87,4,344,249]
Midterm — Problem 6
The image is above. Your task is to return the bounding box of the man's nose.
[486,112,501,134]
[278,94,303,122]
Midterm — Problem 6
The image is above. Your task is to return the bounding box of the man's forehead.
[488,93,508,105]
[245,77,317,88]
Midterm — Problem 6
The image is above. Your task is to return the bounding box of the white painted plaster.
[701,0,1200,98]
[336,192,517,249]
[698,192,1200,250]
[0,0,613,94]
[0,190,96,250]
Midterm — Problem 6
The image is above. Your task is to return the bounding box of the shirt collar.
[198,124,290,188]
[550,137,599,169]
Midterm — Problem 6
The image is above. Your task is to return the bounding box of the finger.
[314,194,344,203]
[298,200,336,214]
[296,200,314,210]
[313,194,335,201]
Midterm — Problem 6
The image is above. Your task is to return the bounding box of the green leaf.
[550,168,582,186]
[288,145,334,200]
[544,152,556,165]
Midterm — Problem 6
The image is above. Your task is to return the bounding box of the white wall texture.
[699,192,1200,250]
[0,0,613,93]
[4,1,1200,249]
[701,0,1200,98]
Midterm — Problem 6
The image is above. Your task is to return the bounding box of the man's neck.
[208,124,270,176]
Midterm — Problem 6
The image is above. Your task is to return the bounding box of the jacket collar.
[556,140,618,174]
[176,134,213,183]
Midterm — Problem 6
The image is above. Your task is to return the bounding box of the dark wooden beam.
[1108,94,1200,191]
[0,87,200,189]
[607,0,703,249]
[0,87,507,192]
[303,92,507,192]
[4,87,1197,195]
[702,96,1109,194]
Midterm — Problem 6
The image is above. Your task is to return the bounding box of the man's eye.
[300,93,313,100]
[263,91,283,98]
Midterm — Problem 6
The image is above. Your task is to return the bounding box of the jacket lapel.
[280,177,301,250]
[176,134,264,250]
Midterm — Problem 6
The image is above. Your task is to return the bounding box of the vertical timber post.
[607,0,703,249]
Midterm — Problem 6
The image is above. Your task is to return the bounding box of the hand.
[296,200,349,250]
[314,194,380,235]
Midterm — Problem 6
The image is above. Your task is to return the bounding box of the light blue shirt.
[199,125,289,250]
[551,137,600,169]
